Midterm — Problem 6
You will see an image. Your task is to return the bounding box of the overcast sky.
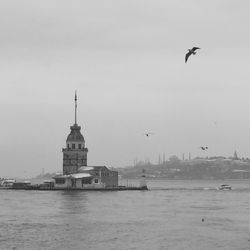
[1,0,250,177]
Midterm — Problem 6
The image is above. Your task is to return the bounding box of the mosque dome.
[66,124,85,142]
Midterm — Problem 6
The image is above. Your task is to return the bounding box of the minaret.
[139,169,148,190]
[62,92,88,175]
[233,150,238,160]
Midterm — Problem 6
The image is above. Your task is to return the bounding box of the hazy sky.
[1,0,250,177]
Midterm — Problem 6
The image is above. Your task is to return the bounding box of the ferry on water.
[218,184,232,190]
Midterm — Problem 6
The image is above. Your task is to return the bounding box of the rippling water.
[1,179,250,250]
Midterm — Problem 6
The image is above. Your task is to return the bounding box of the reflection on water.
[0,180,250,249]
[59,191,89,215]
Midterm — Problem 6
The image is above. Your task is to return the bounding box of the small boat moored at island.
[218,184,232,190]
[12,181,31,189]
[0,179,16,189]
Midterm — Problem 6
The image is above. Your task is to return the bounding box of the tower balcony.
[62,147,88,152]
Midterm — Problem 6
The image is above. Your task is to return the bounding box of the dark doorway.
[71,179,76,188]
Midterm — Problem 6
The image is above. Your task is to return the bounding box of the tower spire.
[74,90,77,124]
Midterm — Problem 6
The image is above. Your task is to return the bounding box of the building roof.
[53,173,92,179]
[70,173,92,179]
[54,166,118,180]
[53,174,71,179]
[78,166,94,171]
[78,166,113,172]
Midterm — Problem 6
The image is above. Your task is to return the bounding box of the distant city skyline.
[1,0,250,177]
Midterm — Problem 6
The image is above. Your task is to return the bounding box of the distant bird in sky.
[200,146,208,151]
[185,47,200,63]
[144,132,153,137]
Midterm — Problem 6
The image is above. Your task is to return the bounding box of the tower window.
[72,144,75,149]
[67,144,70,149]
[78,144,81,149]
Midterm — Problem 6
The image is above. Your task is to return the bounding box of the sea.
[1,179,250,250]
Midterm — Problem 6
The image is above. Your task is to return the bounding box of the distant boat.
[12,181,31,189]
[0,179,16,189]
[218,184,232,190]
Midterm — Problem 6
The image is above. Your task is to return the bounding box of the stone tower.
[62,92,88,174]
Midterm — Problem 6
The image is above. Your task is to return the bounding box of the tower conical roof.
[66,124,84,142]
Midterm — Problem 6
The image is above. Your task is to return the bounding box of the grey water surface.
[1,179,250,250]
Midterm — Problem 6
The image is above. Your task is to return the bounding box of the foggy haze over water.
[1,1,250,177]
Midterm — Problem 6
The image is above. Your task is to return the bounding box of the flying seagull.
[185,47,200,63]
[144,132,153,137]
[200,146,208,151]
